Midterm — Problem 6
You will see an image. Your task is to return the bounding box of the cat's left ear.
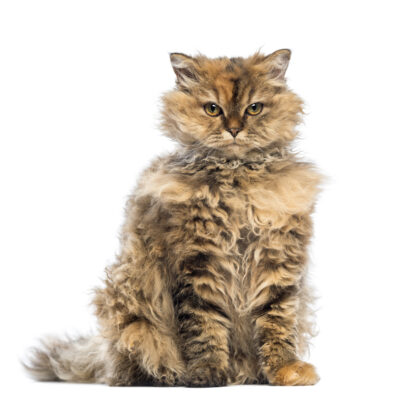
[170,53,199,87]
[255,49,291,80]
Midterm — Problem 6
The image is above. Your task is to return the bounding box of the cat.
[25,49,322,387]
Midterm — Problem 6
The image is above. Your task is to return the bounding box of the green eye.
[246,102,263,116]
[204,103,222,117]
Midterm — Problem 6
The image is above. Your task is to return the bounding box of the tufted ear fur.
[265,49,291,80]
[254,49,291,80]
[170,53,199,87]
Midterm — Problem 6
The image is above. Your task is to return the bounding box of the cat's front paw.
[155,366,183,386]
[268,361,319,386]
[187,364,228,387]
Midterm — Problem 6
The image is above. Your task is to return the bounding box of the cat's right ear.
[170,53,198,87]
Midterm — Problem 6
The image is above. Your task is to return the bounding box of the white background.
[1,0,395,399]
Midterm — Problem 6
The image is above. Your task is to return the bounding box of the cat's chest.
[213,163,321,233]
[214,171,272,234]
[138,161,321,237]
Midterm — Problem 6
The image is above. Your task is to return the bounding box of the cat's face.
[161,50,303,158]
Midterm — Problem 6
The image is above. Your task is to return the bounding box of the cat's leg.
[115,318,185,386]
[254,285,318,385]
[106,340,155,386]
[252,215,319,386]
[174,253,232,387]
[94,260,185,386]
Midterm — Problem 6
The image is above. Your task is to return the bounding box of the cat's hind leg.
[94,261,186,386]
[112,319,185,386]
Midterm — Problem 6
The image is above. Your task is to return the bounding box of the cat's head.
[161,50,303,158]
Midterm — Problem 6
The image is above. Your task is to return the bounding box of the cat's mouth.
[224,140,245,147]
[218,140,252,156]
[220,141,240,148]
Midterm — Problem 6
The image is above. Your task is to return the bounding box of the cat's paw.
[187,365,228,387]
[268,361,319,386]
[155,366,183,386]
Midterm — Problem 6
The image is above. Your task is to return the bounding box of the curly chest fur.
[122,156,322,383]
[137,165,313,288]
[136,158,320,298]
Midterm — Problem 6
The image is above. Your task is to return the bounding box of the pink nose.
[227,128,242,138]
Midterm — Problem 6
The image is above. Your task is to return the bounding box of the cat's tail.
[23,335,110,383]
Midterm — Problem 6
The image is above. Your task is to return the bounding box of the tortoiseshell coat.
[93,147,320,386]
[25,50,322,387]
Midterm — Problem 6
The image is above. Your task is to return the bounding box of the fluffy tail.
[23,335,110,383]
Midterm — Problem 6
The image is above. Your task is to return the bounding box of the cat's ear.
[254,49,291,80]
[170,53,199,87]
[265,49,291,80]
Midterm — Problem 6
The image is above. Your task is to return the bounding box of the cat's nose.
[227,127,242,138]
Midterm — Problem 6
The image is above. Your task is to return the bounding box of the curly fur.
[24,50,322,387]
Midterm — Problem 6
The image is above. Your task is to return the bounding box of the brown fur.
[269,360,319,386]
[24,50,322,387]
